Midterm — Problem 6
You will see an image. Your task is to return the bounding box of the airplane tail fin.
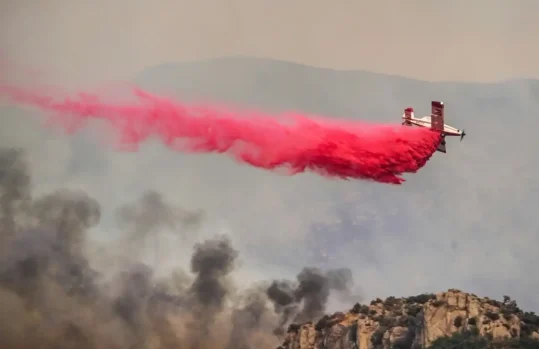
[431,101,444,131]
[402,107,414,125]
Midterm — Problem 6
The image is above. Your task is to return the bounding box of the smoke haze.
[0,148,360,349]
[1,0,539,345]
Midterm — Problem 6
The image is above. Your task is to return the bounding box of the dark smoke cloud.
[185,236,238,348]
[266,267,359,335]
[266,280,299,335]
[189,237,238,308]
[0,146,360,349]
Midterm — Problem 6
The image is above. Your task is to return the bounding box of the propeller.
[460,129,466,141]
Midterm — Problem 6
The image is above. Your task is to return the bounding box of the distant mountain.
[128,56,538,312]
[134,56,539,124]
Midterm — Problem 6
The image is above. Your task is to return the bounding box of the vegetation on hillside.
[428,330,539,349]
[350,293,539,349]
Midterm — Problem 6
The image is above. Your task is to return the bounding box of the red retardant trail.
[0,85,441,184]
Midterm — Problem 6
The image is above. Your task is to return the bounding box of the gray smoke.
[185,236,239,349]
[32,189,101,256]
[266,280,299,335]
[267,267,357,335]
[0,148,32,242]
[115,190,204,266]
[115,190,204,240]
[0,147,360,349]
[225,288,268,349]
[189,237,238,308]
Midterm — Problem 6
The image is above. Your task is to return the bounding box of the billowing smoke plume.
[266,267,359,335]
[185,237,238,349]
[0,147,360,349]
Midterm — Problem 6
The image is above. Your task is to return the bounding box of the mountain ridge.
[137,55,539,85]
[276,289,539,349]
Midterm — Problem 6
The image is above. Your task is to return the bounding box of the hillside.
[277,289,539,349]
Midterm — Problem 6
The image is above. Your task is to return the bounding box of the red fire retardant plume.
[0,85,441,184]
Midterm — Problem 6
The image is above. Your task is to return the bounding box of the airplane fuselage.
[402,115,464,137]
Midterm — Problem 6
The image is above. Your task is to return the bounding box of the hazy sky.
[2,0,539,84]
[1,0,539,315]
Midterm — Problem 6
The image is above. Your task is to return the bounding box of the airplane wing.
[430,101,444,132]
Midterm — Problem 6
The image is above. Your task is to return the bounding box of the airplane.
[401,100,466,153]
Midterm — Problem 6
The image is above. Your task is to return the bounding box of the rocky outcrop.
[276,289,539,349]
[417,289,522,347]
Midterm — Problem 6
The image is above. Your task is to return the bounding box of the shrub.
[370,298,383,305]
[350,303,361,314]
[468,317,477,326]
[377,316,397,328]
[427,331,487,349]
[485,299,502,308]
[501,308,514,319]
[359,305,370,315]
[384,296,399,307]
[432,300,445,307]
[370,326,387,346]
[406,293,436,304]
[406,304,423,317]
[429,331,539,349]
[469,326,479,336]
[315,315,330,331]
[501,297,522,318]
[521,312,539,326]
[398,315,417,327]
[485,311,500,321]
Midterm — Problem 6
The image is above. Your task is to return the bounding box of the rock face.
[276,289,539,349]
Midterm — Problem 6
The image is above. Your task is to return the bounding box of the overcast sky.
[1,0,539,313]
[2,0,539,84]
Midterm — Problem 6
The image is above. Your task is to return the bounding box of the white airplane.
[401,101,466,153]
